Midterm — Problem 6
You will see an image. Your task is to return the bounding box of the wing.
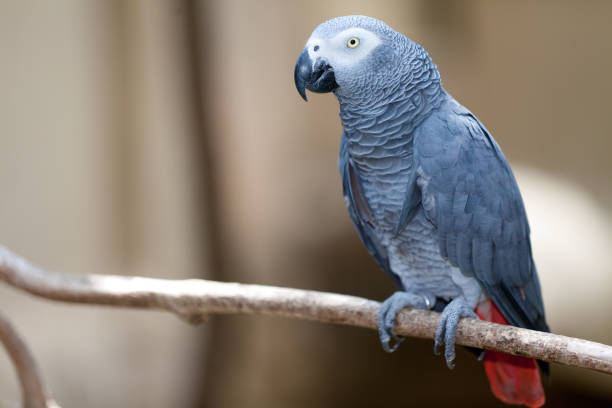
[339,132,403,288]
[411,103,548,332]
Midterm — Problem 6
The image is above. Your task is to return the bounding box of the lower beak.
[294,48,338,101]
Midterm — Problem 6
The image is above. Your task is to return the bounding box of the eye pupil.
[350,39,355,45]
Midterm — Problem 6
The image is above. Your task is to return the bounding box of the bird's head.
[294,15,437,107]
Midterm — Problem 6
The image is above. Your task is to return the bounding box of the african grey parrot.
[294,16,548,407]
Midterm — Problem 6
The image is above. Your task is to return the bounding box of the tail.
[475,300,545,408]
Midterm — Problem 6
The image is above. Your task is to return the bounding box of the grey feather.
[413,98,548,332]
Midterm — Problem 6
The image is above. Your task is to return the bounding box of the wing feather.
[413,103,548,332]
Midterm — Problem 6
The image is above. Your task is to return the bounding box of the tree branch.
[0,243,610,392]
[0,309,60,408]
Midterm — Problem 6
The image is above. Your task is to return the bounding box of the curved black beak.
[294,48,338,101]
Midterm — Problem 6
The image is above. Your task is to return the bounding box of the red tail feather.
[475,300,545,408]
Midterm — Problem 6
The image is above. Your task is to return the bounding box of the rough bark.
[0,243,610,406]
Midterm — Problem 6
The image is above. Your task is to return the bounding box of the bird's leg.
[378,291,435,352]
[433,296,479,369]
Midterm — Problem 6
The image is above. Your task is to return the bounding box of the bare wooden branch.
[0,243,611,380]
[0,310,60,408]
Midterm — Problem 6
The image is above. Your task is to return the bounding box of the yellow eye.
[347,37,360,48]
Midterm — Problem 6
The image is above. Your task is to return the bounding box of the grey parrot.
[294,16,548,407]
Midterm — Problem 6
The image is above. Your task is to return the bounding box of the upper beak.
[294,48,338,101]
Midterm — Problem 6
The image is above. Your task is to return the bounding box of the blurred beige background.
[0,1,611,407]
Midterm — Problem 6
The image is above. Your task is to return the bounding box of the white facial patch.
[306,28,382,70]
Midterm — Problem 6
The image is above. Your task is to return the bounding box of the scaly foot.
[378,291,433,352]
[433,297,478,369]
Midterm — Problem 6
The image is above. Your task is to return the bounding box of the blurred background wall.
[0,1,611,407]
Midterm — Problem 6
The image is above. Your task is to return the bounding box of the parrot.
[294,16,549,407]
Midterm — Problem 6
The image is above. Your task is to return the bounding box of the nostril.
[314,45,319,51]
